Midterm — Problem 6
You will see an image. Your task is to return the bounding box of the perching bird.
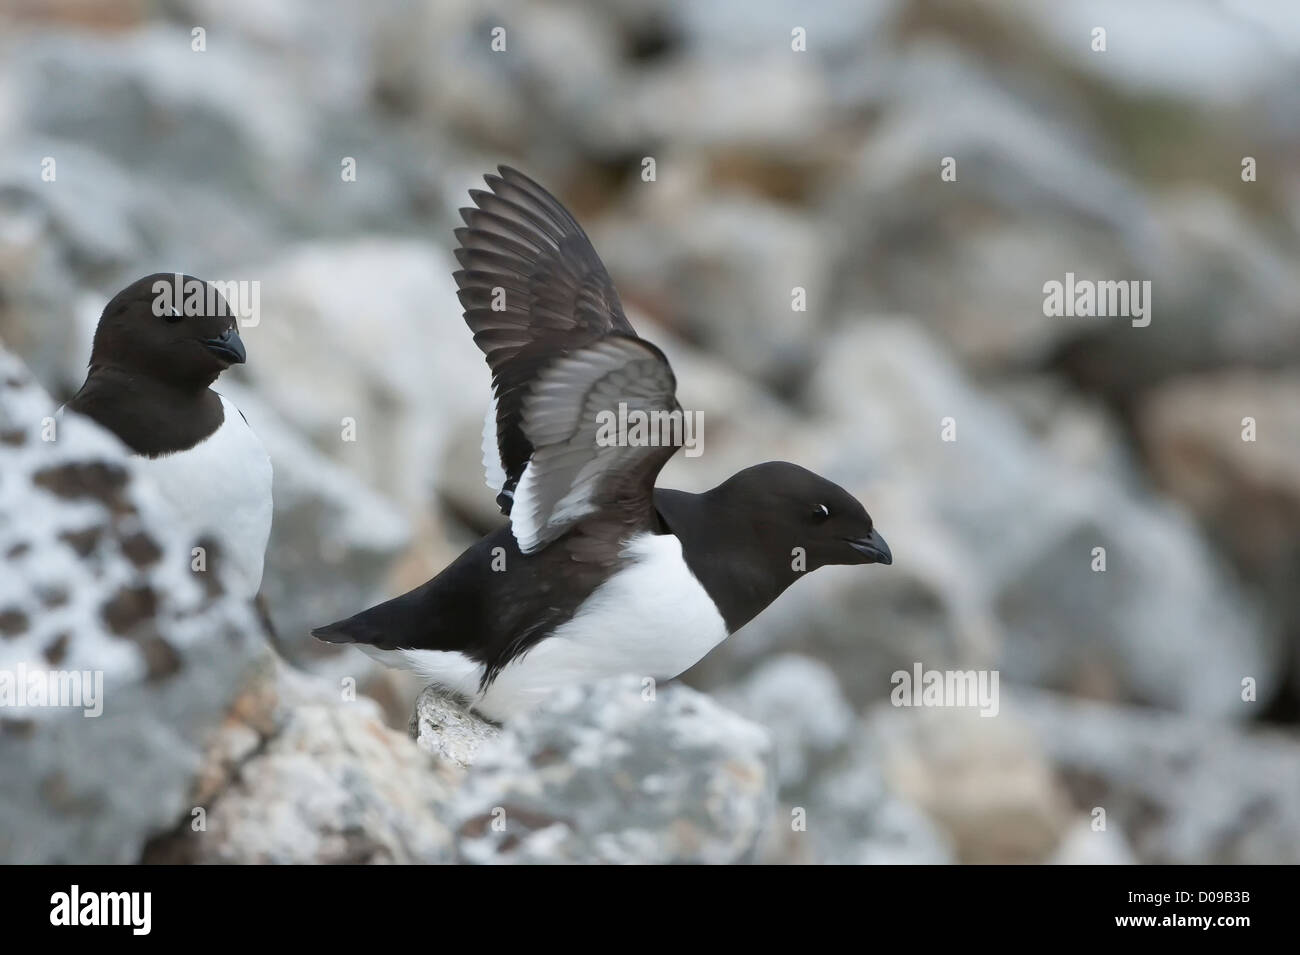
[64,274,273,599]
[313,167,891,721]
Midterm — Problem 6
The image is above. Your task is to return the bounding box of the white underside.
[362,531,729,722]
[135,394,273,597]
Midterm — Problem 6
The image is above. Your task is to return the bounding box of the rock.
[234,240,488,516]
[1052,190,1300,401]
[786,736,954,865]
[1016,689,1300,864]
[1137,370,1300,708]
[800,321,1283,717]
[0,11,407,247]
[411,684,500,770]
[598,193,839,389]
[865,701,1075,863]
[1004,0,1300,107]
[1137,370,1300,577]
[595,57,831,157]
[447,677,774,864]
[147,663,456,864]
[1049,820,1138,865]
[0,345,264,864]
[0,146,147,389]
[711,654,953,864]
[835,40,1166,371]
[713,655,854,795]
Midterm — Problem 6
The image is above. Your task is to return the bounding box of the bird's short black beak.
[203,326,246,364]
[847,528,892,565]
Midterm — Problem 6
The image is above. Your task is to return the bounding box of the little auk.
[64,274,273,599]
[313,167,891,720]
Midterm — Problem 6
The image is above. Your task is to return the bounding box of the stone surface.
[714,654,854,794]
[148,663,456,864]
[1015,689,1300,865]
[787,740,955,865]
[1049,820,1138,866]
[411,684,501,770]
[1137,370,1300,709]
[804,321,1283,717]
[716,655,953,864]
[447,677,775,864]
[865,701,1075,864]
[1137,370,1300,577]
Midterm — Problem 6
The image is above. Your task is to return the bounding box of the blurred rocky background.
[1,0,1298,863]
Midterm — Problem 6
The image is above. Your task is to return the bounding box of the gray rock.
[447,677,775,864]
[230,240,488,516]
[864,701,1074,864]
[802,321,1283,717]
[1005,0,1300,108]
[0,346,264,864]
[1049,820,1138,866]
[1137,370,1300,576]
[789,739,955,865]
[149,664,456,864]
[1052,191,1300,400]
[713,656,953,864]
[714,654,855,795]
[0,145,147,390]
[833,40,1166,370]
[598,194,839,387]
[411,684,501,770]
[1015,689,1300,864]
[1137,370,1300,705]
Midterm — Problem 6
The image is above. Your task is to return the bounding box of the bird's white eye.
[816,504,830,518]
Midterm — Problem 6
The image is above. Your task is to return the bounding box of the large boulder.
[444,677,776,864]
[145,663,457,864]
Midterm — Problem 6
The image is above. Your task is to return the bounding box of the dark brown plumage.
[66,274,246,457]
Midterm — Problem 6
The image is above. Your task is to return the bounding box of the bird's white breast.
[386,531,729,722]
[136,394,273,597]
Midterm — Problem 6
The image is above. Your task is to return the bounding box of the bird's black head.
[89,273,246,389]
[712,461,892,571]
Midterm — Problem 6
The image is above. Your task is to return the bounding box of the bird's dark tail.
[310,620,357,644]
[310,611,386,646]
[310,583,441,651]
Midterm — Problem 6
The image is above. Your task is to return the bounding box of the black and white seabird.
[64,274,273,598]
[313,167,891,721]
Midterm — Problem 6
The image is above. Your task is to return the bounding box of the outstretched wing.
[510,335,680,553]
[453,165,639,513]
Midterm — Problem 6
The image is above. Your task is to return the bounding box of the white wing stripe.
[481,394,508,495]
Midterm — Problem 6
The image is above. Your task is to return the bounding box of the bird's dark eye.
[814,504,830,520]
[165,306,183,323]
